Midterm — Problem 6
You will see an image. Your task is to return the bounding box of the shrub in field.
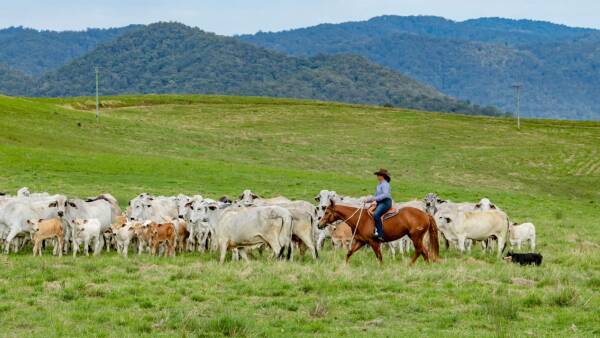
[206,315,250,337]
[550,288,578,307]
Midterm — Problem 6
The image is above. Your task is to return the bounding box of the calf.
[133,221,153,255]
[509,222,536,251]
[114,222,137,257]
[149,222,176,257]
[504,252,543,266]
[331,222,353,250]
[27,218,64,257]
[72,218,102,257]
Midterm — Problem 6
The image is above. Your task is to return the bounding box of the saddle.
[367,205,400,222]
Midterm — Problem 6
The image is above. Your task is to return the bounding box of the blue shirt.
[372,180,391,202]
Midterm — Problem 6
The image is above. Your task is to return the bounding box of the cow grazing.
[27,218,64,257]
[509,222,536,251]
[72,218,103,257]
[148,222,176,257]
[504,252,543,266]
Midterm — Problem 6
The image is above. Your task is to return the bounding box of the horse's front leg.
[345,240,365,265]
[369,241,383,264]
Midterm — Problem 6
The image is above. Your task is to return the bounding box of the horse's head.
[317,198,339,229]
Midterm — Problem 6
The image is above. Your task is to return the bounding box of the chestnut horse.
[318,200,439,264]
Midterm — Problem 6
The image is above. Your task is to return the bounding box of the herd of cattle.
[0,187,537,262]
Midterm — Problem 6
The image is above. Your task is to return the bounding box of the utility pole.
[95,67,99,122]
[511,84,522,130]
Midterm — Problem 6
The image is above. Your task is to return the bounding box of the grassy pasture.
[0,94,598,337]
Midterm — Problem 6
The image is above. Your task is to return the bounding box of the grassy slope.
[0,94,598,337]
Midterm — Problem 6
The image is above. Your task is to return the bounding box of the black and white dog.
[504,252,543,266]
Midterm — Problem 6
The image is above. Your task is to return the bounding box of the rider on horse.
[364,168,392,242]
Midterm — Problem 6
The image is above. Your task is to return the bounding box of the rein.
[333,203,366,246]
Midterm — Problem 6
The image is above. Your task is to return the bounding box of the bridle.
[325,202,367,246]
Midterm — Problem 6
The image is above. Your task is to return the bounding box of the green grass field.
[0,94,598,337]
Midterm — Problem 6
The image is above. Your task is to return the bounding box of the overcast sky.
[1,0,598,35]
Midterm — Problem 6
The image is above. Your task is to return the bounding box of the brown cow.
[27,218,64,257]
[331,222,353,250]
[149,222,176,257]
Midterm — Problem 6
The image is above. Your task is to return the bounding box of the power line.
[95,66,99,123]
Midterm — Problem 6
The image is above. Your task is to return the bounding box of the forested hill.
[28,22,499,115]
[0,25,141,76]
[240,16,600,120]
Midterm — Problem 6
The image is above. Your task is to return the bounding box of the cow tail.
[311,214,319,259]
[286,216,293,260]
[276,217,286,259]
[427,215,440,261]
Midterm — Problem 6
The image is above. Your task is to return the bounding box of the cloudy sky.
[1,0,598,34]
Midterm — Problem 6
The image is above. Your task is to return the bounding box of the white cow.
[436,210,509,257]
[129,195,177,223]
[474,198,500,211]
[215,205,293,263]
[508,222,536,251]
[65,196,120,251]
[186,198,219,251]
[72,218,103,256]
[276,200,318,259]
[237,190,290,206]
[0,194,67,254]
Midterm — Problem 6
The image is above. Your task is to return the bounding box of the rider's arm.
[373,182,391,202]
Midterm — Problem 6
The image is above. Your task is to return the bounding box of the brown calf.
[176,221,190,253]
[27,218,64,257]
[149,222,176,257]
[331,222,353,250]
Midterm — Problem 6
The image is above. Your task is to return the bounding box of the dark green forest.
[241,16,600,120]
[0,23,500,116]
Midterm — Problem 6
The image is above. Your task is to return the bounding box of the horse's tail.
[427,214,440,261]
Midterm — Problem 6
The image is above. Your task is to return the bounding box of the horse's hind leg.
[411,235,429,264]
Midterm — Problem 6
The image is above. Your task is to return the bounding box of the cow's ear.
[437,198,445,203]
[490,204,497,209]
[251,194,259,199]
[475,203,481,208]
[208,205,217,210]
[314,195,320,202]
[329,198,335,208]
[185,201,193,208]
[128,200,131,206]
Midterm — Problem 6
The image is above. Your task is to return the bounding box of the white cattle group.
[0,187,538,261]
